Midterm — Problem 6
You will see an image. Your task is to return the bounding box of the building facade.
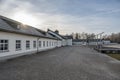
[47,29,72,46]
[73,39,111,45]
[0,15,72,61]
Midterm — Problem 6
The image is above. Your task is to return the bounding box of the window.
[0,40,9,52]
[33,41,36,48]
[16,40,21,51]
[47,41,48,47]
[43,41,45,47]
[39,41,41,47]
[26,40,30,49]
[49,41,51,46]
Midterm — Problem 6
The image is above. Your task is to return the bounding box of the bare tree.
[105,32,120,43]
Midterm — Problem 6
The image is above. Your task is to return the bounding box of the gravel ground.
[0,46,120,80]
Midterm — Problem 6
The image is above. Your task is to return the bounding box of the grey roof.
[0,15,57,40]
[35,28,58,39]
[47,29,66,40]
[46,33,58,39]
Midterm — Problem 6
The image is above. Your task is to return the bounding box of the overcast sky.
[0,0,120,35]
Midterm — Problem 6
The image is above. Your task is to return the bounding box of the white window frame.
[49,41,51,47]
[39,41,41,47]
[47,41,48,47]
[16,40,21,51]
[43,41,45,47]
[26,40,30,49]
[0,39,9,53]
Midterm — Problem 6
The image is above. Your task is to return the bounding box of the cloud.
[0,0,120,35]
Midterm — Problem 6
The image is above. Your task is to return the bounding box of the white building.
[47,29,73,46]
[73,39,111,45]
[63,35,73,46]
[0,15,72,61]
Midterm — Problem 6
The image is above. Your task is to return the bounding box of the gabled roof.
[35,28,58,39]
[0,15,57,40]
[47,29,66,40]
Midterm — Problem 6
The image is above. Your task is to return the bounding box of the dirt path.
[0,46,120,80]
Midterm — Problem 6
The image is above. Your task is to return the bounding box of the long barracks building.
[0,15,72,61]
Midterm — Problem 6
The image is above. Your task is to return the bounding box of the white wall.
[88,42,103,45]
[57,40,62,47]
[73,42,86,45]
[66,39,72,46]
[73,41,103,45]
[0,31,61,60]
[38,38,57,51]
[103,40,111,44]
[48,31,73,46]
[61,39,66,46]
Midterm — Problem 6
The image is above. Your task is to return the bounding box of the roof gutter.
[0,29,59,40]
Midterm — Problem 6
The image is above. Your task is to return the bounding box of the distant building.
[47,29,73,46]
[63,35,73,46]
[73,39,111,45]
[0,15,72,61]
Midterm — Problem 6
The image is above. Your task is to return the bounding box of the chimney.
[47,28,50,31]
[55,30,59,34]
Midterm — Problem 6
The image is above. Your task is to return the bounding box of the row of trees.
[72,32,120,43]
[104,33,120,43]
[72,32,96,39]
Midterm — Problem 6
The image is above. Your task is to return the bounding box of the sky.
[0,0,120,35]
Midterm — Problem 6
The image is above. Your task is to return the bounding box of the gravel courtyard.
[0,46,120,80]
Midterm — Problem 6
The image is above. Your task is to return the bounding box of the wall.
[73,41,103,45]
[73,42,86,45]
[61,39,66,46]
[66,39,72,46]
[0,31,61,60]
[103,40,111,44]
[57,40,62,47]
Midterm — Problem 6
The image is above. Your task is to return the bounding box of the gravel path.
[0,46,120,80]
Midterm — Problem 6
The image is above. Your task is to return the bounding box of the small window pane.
[0,40,9,52]
[33,41,36,48]
[39,41,41,47]
[16,40,21,51]
[26,40,30,49]
[5,40,8,43]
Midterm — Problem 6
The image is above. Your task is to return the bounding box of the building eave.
[0,29,59,40]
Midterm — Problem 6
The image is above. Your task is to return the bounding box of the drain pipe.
[37,37,40,53]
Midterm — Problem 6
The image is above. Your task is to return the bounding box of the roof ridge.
[0,15,21,24]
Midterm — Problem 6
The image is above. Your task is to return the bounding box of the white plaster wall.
[0,32,60,60]
[73,42,84,45]
[88,42,103,45]
[62,39,67,46]
[66,39,72,46]
[38,38,57,51]
[73,41,103,45]
[103,40,110,44]
[58,41,61,47]
[57,40,62,47]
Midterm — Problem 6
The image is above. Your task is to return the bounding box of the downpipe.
[37,37,40,53]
